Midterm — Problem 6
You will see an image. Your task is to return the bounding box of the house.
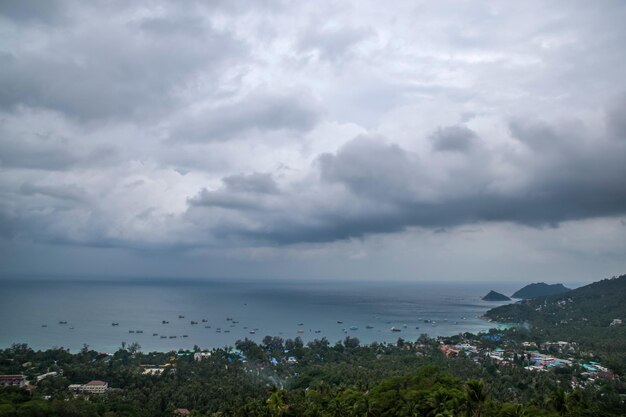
[142,368,165,375]
[610,319,622,326]
[36,371,59,382]
[287,357,298,364]
[69,380,108,394]
[0,375,27,388]
[174,408,191,415]
[193,352,211,361]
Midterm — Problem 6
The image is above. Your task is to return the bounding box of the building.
[143,368,165,375]
[0,375,27,388]
[36,371,59,382]
[174,408,191,415]
[610,319,622,326]
[69,380,108,394]
[193,352,211,361]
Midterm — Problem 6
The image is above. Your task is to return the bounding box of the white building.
[70,380,108,394]
[194,352,211,361]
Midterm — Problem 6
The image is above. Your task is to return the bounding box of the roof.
[85,380,107,386]
[0,375,26,380]
[174,409,191,415]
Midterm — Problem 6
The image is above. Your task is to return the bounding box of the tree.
[465,380,487,417]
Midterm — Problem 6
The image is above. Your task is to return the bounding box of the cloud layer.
[1,1,625,281]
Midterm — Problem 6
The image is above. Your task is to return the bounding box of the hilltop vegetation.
[1,337,625,417]
[485,274,626,373]
[512,283,570,299]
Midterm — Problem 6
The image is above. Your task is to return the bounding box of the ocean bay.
[0,279,516,352]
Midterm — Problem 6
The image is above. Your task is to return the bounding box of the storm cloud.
[1,0,625,281]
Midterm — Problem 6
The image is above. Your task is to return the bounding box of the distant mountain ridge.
[511,282,570,299]
[482,290,511,301]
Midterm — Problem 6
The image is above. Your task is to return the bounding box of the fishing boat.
[59,321,67,324]
[152,333,158,336]
[162,320,169,324]
[365,325,374,329]
[129,330,135,333]
[136,330,143,333]
[349,326,358,331]
[391,326,401,332]
[337,321,343,324]
[112,322,119,326]
[41,324,47,328]
[249,330,255,334]
[190,321,198,325]
[160,335,167,339]
[178,315,185,318]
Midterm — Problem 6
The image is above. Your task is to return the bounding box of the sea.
[0,278,530,353]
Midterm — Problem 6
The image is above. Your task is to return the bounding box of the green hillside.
[485,274,626,372]
[511,282,570,299]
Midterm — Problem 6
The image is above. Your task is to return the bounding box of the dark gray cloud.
[1,1,625,280]
[19,182,87,202]
[189,172,281,211]
[0,0,67,24]
[0,14,242,122]
[186,110,626,245]
[171,90,322,142]
[431,125,477,152]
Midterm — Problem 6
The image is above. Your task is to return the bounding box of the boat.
[205,325,211,328]
[136,330,143,334]
[314,330,321,333]
[216,330,221,333]
[69,327,74,330]
[59,321,67,324]
[226,317,233,321]
[178,315,185,318]
[415,326,420,329]
[41,324,47,328]
[162,320,169,324]
[403,324,407,328]
[169,335,177,338]
[160,335,167,339]
[297,322,304,326]
[152,333,158,336]
[336,321,343,324]
[249,331,255,334]
[391,326,401,332]
[190,321,198,325]
[365,325,374,329]
[112,322,119,326]
[201,319,208,323]
[224,330,230,333]
[349,326,358,331]
[129,330,135,333]
[297,329,304,334]
[182,335,188,338]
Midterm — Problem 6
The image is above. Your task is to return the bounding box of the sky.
[0,0,625,283]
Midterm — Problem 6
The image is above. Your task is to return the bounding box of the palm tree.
[267,390,288,417]
[465,380,487,417]
[549,390,568,417]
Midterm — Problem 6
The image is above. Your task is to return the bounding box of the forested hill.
[511,282,570,299]
[485,274,626,371]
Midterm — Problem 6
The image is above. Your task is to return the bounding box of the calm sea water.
[0,279,523,353]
